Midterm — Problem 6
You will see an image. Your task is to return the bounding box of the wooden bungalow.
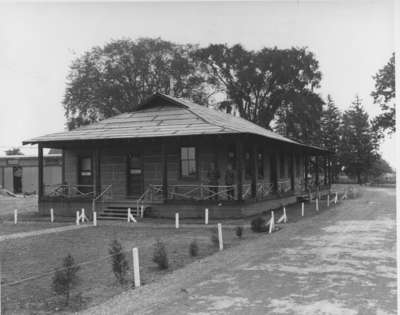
[23,93,331,219]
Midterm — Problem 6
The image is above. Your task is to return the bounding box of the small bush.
[251,216,268,233]
[210,229,219,247]
[235,226,243,238]
[152,240,169,270]
[109,240,129,285]
[52,254,80,306]
[189,239,199,257]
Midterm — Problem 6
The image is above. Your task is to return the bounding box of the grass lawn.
[0,195,38,217]
[0,222,72,236]
[0,224,258,314]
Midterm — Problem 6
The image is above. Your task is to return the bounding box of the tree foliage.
[320,95,342,179]
[5,148,23,156]
[52,254,80,306]
[195,44,323,131]
[109,240,129,285]
[63,38,208,129]
[371,53,395,134]
[338,96,379,184]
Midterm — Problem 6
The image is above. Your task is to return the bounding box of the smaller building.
[0,154,62,194]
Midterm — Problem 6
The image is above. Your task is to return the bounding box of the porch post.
[323,156,328,186]
[38,144,44,201]
[236,137,243,201]
[304,153,309,190]
[161,141,168,201]
[271,153,278,192]
[61,149,65,184]
[328,154,332,188]
[251,144,257,199]
[290,152,295,191]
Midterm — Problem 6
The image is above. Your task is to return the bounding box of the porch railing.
[92,184,113,213]
[277,179,291,193]
[43,184,95,199]
[256,181,274,199]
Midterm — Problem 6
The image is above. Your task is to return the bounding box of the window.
[79,157,92,177]
[279,153,285,178]
[257,150,264,179]
[180,147,197,178]
[244,151,251,179]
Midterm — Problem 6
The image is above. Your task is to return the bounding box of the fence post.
[93,211,97,226]
[175,213,179,229]
[50,208,54,223]
[132,247,141,288]
[301,202,304,217]
[127,208,131,222]
[327,194,330,207]
[76,211,80,225]
[334,192,338,204]
[217,223,223,251]
[205,208,209,225]
[269,211,275,234]
[316,198,319,212]
[140,205,144,218]
[14,209,17,224]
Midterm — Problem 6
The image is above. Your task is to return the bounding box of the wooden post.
[76,211,80,225]
[132,247,141,288]
[315,156,319,188]
[251,145,257,198]
[323,156,328,186]
[50,208,54,223]
[161,142,168,202]
[269,211,275,234]
[236,137,243,201]
[38,144,44,201]
[93,212,97,226]
[217,223,223,251]
[301,202,304,217]
[14,209,17,224]
[327,194,330,207]
[271,153,278,193]
[205,208,209,225]
[304,154,309,191]
[316,197,319,212]
[290,153,295,191]
[93,148,101,197]
[175,212,179,229]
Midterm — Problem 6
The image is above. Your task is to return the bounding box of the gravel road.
[80,187,396,315]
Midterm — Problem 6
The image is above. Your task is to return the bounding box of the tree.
[5,147,23,155]
[195,44,322,130]
[369,157,393,179]
[63,38,208,129]
[52,254,80,306]
[371,53,395,134]
[109,240,129,285]
[339,96,379,184]
[320,95,342,180]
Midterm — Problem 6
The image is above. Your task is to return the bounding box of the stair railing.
[92,185,113,214]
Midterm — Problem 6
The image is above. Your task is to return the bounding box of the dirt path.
[80,187,396,315]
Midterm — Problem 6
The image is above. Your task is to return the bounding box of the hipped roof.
[23,93,327,153]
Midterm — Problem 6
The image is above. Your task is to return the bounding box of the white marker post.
[127,208,137,223]
[277,207,287,224]
[76,211,80,225]
[81,208,88,223]
[269,211,275,234]
[334,192,338,204]
[217,223,223,251]
[316,198,319,212]
[140,205,144,218]
[301,202,305,217]
[132,247,141,288]
[50,208,54,223]
[175,212,179,229]
[205,208,209,225]
[327,194,330,207]
[93,211,97,226]
[14,209,17,225]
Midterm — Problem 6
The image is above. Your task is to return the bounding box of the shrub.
[189,239,199,257]
[152,240,169,270]
[52,254,80,306]
[109,240,129,285]
[251,216,268,233]
[210,229,219,247]
[235,226,243,238]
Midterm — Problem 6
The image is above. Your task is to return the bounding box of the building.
[0,154,62,194]
[23,93,331,218]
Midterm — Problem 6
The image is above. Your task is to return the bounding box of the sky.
[0,1,396,166]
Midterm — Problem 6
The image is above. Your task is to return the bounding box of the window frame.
[179,146,198,180]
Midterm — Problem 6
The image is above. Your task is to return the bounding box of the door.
[127,153,143,197]
[78,156,93,194]
[13,166,22,193]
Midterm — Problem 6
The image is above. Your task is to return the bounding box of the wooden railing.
[277,179,291,193]
[43,184,95,199]
[256,181,274,199]
[92,184,113,213]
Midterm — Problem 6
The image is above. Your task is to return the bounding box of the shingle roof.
[23,93,327,152]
